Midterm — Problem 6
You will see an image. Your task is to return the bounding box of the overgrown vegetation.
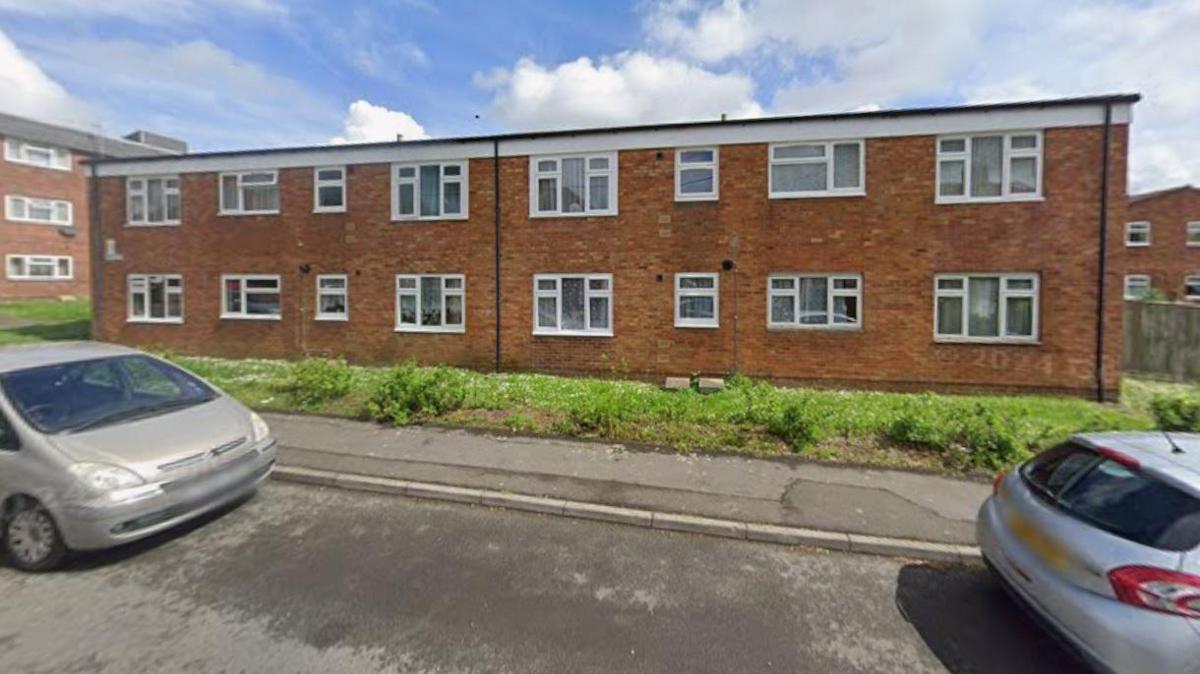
[160,354,1194,474]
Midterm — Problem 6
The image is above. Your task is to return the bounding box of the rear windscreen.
[1021,443,1200,552]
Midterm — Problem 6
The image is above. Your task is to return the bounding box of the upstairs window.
[395,274,465,332]
[128,274,183,323]
[937,132,1042,203]
[935,273,1038,342]
[221,274,281,319]
[315,274,348,321]
[392,161,467,220]
[676,148,718,201]
[127,176,181,226]
[1125,221,1151,247]
[769,141,863,198]
[1124,275,1151,300]
[219,171,279,215]
[4,138,70,170]
[313,167,346,213]
[1188,222,1200,247]
[6,255,71,280]
[768,274,861,329]
[675,273,719,328]
[534,274,612,336]
[5,195,72,226]
[530,153,617,217]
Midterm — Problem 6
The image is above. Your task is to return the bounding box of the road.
[0,482,1083,673]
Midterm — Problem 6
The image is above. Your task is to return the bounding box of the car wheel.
[5,500,66,572]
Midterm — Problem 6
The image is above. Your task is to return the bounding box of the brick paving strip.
[264,412,992,565]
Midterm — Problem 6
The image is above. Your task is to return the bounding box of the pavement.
[0,482,1085,673]
[265,412,992,548]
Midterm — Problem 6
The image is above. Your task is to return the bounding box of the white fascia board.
[94,102,1133,177]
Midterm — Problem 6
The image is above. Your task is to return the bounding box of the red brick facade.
[1123,186,1200,301]
[91,104,1131,399]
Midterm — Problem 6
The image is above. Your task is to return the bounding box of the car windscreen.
[0,355,215,434]
[1021,442,1200,552]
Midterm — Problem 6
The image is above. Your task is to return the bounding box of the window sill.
[126,222,181,228]
[935,195,1044,205]
[218,210,280,217]
[315,315,349,322]
[533,329,613,338]
[769,190,865,200]
[391,214,468,222]
[394,326,465,334]
[314,207,347,214]
[934,337,1040,346]
[6,277,73,282]
[529,211,618,219]
[1125,242,1150,248]
[127,318,184,325]
[768,324,861,332]
[5,159,71,172]
[675,322,719,329]
[220,314,282,321]
[7,219,72,227]
[675,194,718,203]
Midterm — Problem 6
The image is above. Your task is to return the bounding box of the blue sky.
[0,0,1197,191]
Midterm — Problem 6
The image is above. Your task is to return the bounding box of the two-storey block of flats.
[1122,184,1200,302]
[89,94,1137,399]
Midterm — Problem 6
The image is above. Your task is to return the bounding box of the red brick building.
[0,113,182,299]
[90,94,1136,399]
[1122,185,1200,302]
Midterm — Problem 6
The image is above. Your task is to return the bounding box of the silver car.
[0,342,276,571]
[978,432,1200,674]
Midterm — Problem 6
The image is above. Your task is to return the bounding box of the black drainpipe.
[493,139,502,373]
[1093,102,1113,402]
[88,163,103,339]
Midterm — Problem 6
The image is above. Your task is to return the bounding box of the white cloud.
[0,29,89,124]
[0,0,286,24]
[475,51,763,130]
[330,100,428,144]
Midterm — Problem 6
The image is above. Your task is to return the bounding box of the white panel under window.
[530,153,618,217]
[768,274,861,329]
[127,176,181,226]
[533,274,612,335]
[934,273,1038,342]
[936,131,1042,203]
[675,273,719,327]
[392,162,467,221]
[127,274,184,322]
[769,141,864,198]
[395,274,465,332]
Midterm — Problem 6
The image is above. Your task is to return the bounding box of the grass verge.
[0,299,91,345]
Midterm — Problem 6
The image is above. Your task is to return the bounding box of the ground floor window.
[1186,276,1200,301]
[935,273,1038,342]
[5,255,71,280]
[396,274,464,332]
[675,273,719,328]
[222,274,281,319]
[534,274,612,336]
[1124,274,1151,300]
[315,274,348,321]
[128,274,183,323]
[768,274,861,328]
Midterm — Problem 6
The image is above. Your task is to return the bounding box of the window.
[934,273,1038,342]
[1125,221,1151,247]
[675,273,719,328]
[676,148,718,201]
[127,176,181,226]
[768,274,861,329]
[5,195,72,225]
[936,132,1042,203]
[1124,274,1151,300]
[1186,276,1200,302]
[221,275,281,319]
[4,138,70,170]
[219,171,280,215]
[1188,222,1200,247]
[6,255,71,280]
[395,274,465,332]
[127,274,183,323]
[534,274,612,336]
[769,141,863,198]
[392,162,467,220]
[313,167,346,213]
[530,153,617,217]
[315,274,348,320]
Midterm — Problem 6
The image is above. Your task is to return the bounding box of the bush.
[286,358,353,407]
[767,398,820,450]
[1149,394,1200,431]
[364,363,468,425]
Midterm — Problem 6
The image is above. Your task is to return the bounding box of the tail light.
[1109,565,1200,618]
[993,469,1009,496]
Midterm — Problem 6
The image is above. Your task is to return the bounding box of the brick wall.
[94,124,1128,398]
[1124,187,1200,300]
[0,137,91,299]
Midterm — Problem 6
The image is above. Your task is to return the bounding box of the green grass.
[165,354,1170,475]
[0,299,91,345]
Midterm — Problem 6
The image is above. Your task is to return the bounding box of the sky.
[0,0,1196,193]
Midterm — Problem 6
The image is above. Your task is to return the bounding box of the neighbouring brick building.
[0,112,184,299]
[1122,185,1200,302]
[89,94,1137,399]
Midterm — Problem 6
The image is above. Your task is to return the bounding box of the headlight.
[250,412,271,443]
[70,462,145,493]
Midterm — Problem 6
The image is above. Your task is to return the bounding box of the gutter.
[1094,103,1113,402]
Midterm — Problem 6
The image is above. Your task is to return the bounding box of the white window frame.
[4,138,70,171]
[675,147,719,202]
[219,170,280,216]
[767,273,862,330]
[127,274,184,323]
[529,153,619,217]
[395,274,466,333]
[220,274,282,320]
[1125,221,1151,247]
[768,140,865,199]
[5,195,73,226]
[674,273,719,328]
[1186,276,1200,302]
[5,255,72,281]
[933,273,1039,343]
[315,274,349,321]
[935,131,1043,204]
[1124,274,1151,300]
[313,167,347,214]
[1187,222,1200,247]
[533,273,613,337]
[391,161,468,221]
[126,176,181,226]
